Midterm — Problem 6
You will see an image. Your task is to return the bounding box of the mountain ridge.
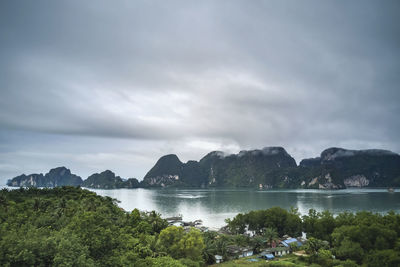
[6,147,400,189]
[141,146,400,189]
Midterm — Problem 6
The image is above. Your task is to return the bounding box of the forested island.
[6,147,400,189]
[0,186,399,266]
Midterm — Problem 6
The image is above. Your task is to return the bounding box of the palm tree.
[263,227,279,247]
[0,193,8,212]
[33,198,41,211]
[55,197,67,217]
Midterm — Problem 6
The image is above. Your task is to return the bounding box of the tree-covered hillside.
[142,147,400,189]
[1,187,400,266]
[225,208,400,266]
[82,170,140,189]
[299,148,400,188]
[6,147,400,189]
[7,168,140,190]
[142,147,299,188]
[6,167,82,187]
[0,187,204,267]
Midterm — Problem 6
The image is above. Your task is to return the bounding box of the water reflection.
[1,185,398,228]
[86,188,400,228]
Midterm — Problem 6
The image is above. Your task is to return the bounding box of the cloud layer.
[1,0,399,182]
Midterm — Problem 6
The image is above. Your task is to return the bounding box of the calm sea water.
[2,186,399,228]
[87,188,400,228]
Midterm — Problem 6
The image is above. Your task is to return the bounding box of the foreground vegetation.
[1,187,400,266]
[225,208,400,266]
[210,254,312,267]
[0,187,203,266]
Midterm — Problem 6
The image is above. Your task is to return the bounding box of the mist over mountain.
[7,146,400,189]
[142,147,400,189]
[299,148,400,188]
[1,1,399,186]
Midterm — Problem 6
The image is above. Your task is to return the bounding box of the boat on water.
[165,215,183,221]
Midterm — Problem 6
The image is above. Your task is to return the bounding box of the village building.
[226,245,254,259]
[261,246,291,257]
[259,252,275,260]
[241,248,254,258]
[214,255,223,264]
[281,237,303,247]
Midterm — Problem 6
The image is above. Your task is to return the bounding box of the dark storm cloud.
[0,0,399,182]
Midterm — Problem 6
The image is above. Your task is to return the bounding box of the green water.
[87,188,400,228]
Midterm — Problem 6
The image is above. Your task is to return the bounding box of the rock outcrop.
[143,147,400,188]
[82,170,139,189]
[142,147,298,188]
[7,147,400,189]
[299,148,400,189]
[7,167,82,187]
[344,175,370,187]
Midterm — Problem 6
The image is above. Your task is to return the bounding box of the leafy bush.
[0,187,202,266]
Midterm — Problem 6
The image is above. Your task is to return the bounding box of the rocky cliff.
[7,167,82,187]
[141,147,298,188]
[200,147,297,188]
[142,147,400,189]
[82,170,140,189]
[298,148,400,189]
[141,154,184,187]
[7,167,139,189]
[6,147,400,189]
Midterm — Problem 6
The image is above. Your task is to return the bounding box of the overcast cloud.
[1,0,399,183]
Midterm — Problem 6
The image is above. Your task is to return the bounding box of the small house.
[260,253,275,260]
[242,248,253,257]
[226,245,254,259]
[214,255,223,264]
[261,247,291,257]
[281,238,303,248]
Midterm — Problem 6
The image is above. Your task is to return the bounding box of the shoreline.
[2,184,398,191]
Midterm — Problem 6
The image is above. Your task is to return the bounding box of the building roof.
[264,253,275,259]
[263,247,290,253]
[281,238,302,247]
[226,245,252,255]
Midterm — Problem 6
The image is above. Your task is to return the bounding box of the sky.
[1,0,399,183]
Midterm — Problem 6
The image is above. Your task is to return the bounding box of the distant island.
[6,147,400,189]
[7,167,140,189]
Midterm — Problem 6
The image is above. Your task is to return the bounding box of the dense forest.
[1,187,400,266]
[0,187,202,266]
[225,208,400,266]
